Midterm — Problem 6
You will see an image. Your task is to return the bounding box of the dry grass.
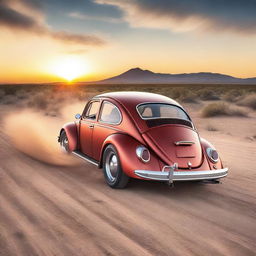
[237,94,256,110]
[201,102,247,118]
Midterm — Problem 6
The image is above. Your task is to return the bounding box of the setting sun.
[50,56,90,81]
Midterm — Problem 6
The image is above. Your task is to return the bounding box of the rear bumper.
[134,168,228,182]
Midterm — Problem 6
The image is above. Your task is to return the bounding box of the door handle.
[89,124,94,129]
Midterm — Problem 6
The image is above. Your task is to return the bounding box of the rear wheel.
[60,131,70,153]
[103,145,129,189]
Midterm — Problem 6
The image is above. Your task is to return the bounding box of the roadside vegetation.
[237,94,256,110]
[201,102,247,117]
[0,83,255,116]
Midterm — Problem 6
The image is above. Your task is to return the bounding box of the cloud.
[0,0,39,30]
[0,0,105,46]
[95,0,256,34]
[18,0,43,11]
[50,31,104,45]
[68,12,122,24]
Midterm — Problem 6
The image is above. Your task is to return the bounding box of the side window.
[99,102,122,124]
[84,101,100,120]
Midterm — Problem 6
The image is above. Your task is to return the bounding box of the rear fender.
[59,122,78,151]
[100,133,161,178]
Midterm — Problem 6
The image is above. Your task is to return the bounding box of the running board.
[72,151,99,166]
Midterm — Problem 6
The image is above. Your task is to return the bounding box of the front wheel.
[103,145,129,189]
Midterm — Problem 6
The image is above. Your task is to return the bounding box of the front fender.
[200,137,223,169]
[59,122,78,151]
[100,133,161,178]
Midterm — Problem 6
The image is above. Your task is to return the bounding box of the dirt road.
[0,109,256,256]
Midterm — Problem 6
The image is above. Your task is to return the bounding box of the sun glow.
[50,56,90,81]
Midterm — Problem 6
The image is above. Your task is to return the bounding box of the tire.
[59,131,70,153]
[103,145,129,189]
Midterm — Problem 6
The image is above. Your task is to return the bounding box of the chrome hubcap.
[61,137,69,152]
[105,153,118,182]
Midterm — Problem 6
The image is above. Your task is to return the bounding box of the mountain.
[96,68,256,84]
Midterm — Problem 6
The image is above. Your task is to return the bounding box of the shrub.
[223,89,244,102]
[199,89,219,100]
[237,94,256,110]
[179,91,198,103]
[170,88,197,103]
[201,102,247,117]
[170,88,183,99]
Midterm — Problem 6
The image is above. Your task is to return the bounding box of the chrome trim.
[80,121,123,132]
[105,152,118,182]
[162,163,178,172]
[206,148,219,163]
[175,141,195,146]
[72,151,98,166]
[136,146,151,163]
[136,102,191,120]
[98,101,122,125]
[134,168,228,182]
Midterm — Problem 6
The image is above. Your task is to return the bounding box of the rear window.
[137,103,190,121]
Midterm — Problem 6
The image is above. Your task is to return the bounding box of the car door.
[80,100,100,157]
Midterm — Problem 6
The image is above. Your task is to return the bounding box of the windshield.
[137,103,190,121]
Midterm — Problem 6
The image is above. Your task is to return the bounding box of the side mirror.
[75,113,81,119]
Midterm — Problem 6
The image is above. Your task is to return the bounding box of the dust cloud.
[3,105,84,166]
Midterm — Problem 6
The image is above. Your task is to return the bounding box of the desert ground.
[0,84,255,256]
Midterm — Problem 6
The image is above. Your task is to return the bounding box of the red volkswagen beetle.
[58,92,228,188]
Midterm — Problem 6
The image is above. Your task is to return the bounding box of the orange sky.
[0,0,256,83]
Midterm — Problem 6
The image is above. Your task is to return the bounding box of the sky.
[0,0,256,83]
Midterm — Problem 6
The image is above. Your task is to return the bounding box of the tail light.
[206,148,219,163]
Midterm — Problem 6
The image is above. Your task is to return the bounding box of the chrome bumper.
[134,168,228,182]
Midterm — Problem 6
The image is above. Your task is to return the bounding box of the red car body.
[58,92,228,188]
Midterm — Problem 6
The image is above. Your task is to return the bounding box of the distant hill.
[95,67,256,84]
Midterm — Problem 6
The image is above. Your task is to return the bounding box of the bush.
[170,88,183,99]
[201,102,247,117]
[179,91,198,103]
[223,89,244,102]
[237,94,256,110]
[199,89,219,100]
[170,88,197,103]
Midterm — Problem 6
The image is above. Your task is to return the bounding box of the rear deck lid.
[143,125,203,168]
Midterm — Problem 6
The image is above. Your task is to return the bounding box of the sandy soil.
[0,103,256,256]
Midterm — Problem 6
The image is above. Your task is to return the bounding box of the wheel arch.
[99,133,161,178]
[58,122,79,152]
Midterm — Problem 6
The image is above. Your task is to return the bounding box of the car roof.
[95,91,181,107]
[94,91,189,133]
